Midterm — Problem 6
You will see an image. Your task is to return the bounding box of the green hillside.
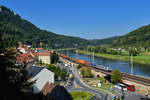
[0,6,90,48]
[89,36,120,46]
[112,25,150,48]
[1,6,150,49]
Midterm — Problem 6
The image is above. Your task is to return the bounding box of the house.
[38,50,51,64]
[27,66,54,94]
[16,53,34,64]
[47,85,73,100]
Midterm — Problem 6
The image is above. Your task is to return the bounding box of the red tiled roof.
[38,51,51,56]
[16,53,34,64]
[41,82,56,96]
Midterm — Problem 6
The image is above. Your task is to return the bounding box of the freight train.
[57,52,111,71]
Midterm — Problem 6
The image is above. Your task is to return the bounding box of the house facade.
[38,51,51,64]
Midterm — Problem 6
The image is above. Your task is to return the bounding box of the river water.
[60,50,150,78]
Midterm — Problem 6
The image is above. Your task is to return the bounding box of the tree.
[111,70,122,84]
[81,70,85,78]
[60,68,67,81]
[128,47,139,56]
[0,37,48,100]
[51,52,59,64]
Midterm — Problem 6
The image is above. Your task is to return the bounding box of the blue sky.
[1,0,150,39]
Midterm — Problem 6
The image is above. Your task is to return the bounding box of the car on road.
[58,60,63,63]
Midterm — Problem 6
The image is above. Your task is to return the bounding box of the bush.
[81,67,93,78]
[99,77,105,84]
[77,64,82,69]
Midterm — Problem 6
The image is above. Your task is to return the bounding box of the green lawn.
[70,91,93,100]
[83,78,115,95]
[78,50,150,65]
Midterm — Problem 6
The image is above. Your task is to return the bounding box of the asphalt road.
[64,64,107,100]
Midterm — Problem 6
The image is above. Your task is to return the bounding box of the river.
[60,50,150,78]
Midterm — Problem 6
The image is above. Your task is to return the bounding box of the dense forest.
[90,24,150,48]
[89,36,120,46]
[111,25,150,48]
[0,6,90,49]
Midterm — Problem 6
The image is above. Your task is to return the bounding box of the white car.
[115,83,127,91]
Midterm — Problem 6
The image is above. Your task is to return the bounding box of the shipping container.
[70,57,72,61]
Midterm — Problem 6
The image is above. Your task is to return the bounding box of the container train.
[57,52,111,71]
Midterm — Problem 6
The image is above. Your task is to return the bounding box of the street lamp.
[92,51,95,64]
[131,53,133,75]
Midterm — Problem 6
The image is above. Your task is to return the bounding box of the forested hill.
[1,6,150,49]
[111,25,150,48]
[89,36,120,46]
[0,6,90,48]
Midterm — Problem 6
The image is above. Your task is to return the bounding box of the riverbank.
[78,50,150,65]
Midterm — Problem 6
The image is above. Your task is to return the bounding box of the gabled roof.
[16,53,34,64]
[47,85,73,100]
[27,66,54,94]
[37,50,51,56]
[27,66,44,77]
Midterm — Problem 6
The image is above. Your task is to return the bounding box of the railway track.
[93,66,150,86]
[60,56,150,86]
[122,73,150,86]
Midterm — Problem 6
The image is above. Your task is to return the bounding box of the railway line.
[92,66,150,86]
[57,52,150,87]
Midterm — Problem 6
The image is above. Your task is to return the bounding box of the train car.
[70,57,72,61]
[61,54,68,59]
[84,61,91,66]
[78,59,85,64]
[75,59,91,66]
[120,81,135,92]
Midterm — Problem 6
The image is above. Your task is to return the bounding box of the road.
[63,63,109,100]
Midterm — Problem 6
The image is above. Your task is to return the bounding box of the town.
[1,1,150,100]
[1,41,149,100]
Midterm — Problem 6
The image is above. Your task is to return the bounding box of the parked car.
[115,83,127,91]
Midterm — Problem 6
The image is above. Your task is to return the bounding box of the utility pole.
[92,51,95,64]
[67,48,68,57]
[76,49,78,59]
[87,48,88,59]
[131,53,133,74]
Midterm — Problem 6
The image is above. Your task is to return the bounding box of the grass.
[78,50,150,65]
[70,91,93,100]
[83,78,116,95]
[98,82,115,94]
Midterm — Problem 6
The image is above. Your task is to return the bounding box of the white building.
[38,51,51,64]
[27,66,54,94]
[18,47,26,53]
